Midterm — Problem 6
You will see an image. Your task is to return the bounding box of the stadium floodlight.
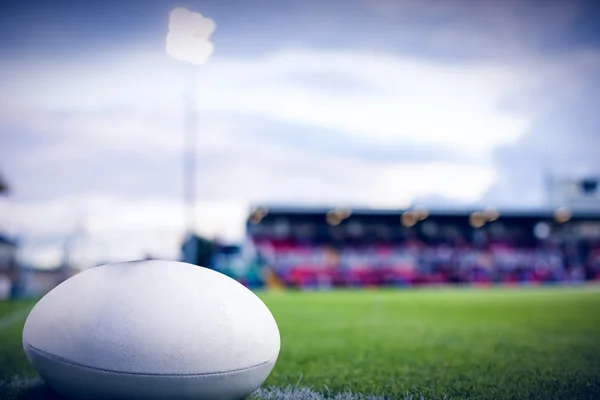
[166,8,215,66]
[166,8,216,235]
[469,212,486,228]
[554,207,572,224]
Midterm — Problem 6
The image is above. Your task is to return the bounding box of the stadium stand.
[244,206,600,289]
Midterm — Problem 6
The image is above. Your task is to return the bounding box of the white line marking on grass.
[250,386,432,400]
[0,305,33,331]
[0,379,438,400]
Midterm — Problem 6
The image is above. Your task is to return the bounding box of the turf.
[0,301,31,319]
[1,287,600,399]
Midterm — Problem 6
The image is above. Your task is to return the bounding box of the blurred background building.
[0,173,18,300]
[0,173,74,299]
[546,175,600,210]
[0,234,18,300]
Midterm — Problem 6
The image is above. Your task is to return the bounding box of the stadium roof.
[249,203,600,218]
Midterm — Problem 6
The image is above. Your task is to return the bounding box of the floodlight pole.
[184,64,198,236]
[167,8,215,239]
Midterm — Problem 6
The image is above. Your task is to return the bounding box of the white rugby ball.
[22,260,280,400]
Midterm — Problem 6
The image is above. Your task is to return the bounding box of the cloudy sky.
[1,0,599,268]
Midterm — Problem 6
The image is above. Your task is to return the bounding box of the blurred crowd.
[245,219,600,288]
[251,241,599,289]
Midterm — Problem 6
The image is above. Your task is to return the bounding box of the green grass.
[0,301,36,378]
[260,287,600,399]
[1,287,600,399]
[0,301,32,319]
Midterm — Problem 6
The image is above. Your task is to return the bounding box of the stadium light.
[166,8,216,235]
[483,208,500,222]
[326,211,342,226]
[554,207,572,224]
[249,207,269,225]
[401,211,418,228]
[413,207,429,221]
[336,208,352,219]
[469,212,486,228]
[326,209,352,226]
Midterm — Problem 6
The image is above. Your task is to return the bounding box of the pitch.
[1,287,600,399]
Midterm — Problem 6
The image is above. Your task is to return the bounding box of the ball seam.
[24,342,278,377]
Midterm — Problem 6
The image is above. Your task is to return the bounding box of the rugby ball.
[22,260,280,400]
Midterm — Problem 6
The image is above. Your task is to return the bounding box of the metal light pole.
[166,8,216,236]
[184,65,198,234]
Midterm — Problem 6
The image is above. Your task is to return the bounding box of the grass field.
[1,287,600,399]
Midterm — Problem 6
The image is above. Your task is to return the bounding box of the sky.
[1,0,600,268]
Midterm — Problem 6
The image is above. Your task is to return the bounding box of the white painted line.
[250,386,429,400]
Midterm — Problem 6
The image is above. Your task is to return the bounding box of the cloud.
[1,103,496,206]
[3,47,536,154]
[364,0,582,59]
